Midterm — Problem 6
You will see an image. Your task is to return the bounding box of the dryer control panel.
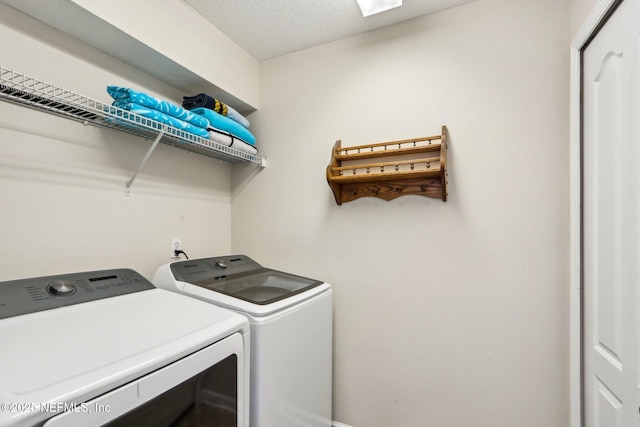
[0,269,155,319]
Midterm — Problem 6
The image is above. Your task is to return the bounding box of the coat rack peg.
[326,126,448,204]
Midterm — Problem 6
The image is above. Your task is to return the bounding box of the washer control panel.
[0,269,155,319]
[170,255,262,283]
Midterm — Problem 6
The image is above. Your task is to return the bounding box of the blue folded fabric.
[107,86,209,129]
[109,102,210,138]
[190,107,256,145]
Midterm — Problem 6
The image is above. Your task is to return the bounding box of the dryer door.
[44,333,246,427]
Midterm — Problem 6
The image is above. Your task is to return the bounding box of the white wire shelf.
[0,66,265,168]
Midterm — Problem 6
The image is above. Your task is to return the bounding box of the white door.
[583,0,640,425]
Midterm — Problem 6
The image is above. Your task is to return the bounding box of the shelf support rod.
[125,129,165,196]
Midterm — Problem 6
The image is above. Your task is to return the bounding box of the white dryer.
[0,268,250,427]
[153,255,333,427]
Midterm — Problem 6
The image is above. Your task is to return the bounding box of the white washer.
[0,268,250,427]
[153,255,333,427]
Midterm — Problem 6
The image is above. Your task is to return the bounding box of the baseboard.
[333,422,354,427]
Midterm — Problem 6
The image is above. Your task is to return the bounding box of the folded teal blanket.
[109,102,210,138]
[191,107,256,145]
[107,86,209,129]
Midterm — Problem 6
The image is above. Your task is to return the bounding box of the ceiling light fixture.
[356,0,403,17]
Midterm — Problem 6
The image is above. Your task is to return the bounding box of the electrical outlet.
[171,238,182,258]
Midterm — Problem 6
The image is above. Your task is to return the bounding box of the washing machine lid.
[169,255,324,306]
[191,268,322,304]
[0,269,248,425]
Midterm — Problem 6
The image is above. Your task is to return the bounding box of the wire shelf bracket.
[125,129,165,196]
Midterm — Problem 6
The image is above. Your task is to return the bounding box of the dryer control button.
[215,260,229,269]
[47,280,76,296]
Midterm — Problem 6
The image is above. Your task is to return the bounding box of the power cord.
[174,249,189,259]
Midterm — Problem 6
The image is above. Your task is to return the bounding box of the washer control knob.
[215,259,229,269]
[47,280,76,296]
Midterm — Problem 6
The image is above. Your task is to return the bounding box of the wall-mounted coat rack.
[326,126,448,204]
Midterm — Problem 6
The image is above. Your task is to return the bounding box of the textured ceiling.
[185,0,477,60]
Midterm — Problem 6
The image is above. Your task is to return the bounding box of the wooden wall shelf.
[326,126,448,204]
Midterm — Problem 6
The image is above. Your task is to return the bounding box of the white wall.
[571,0,599,38]
[232,0,571,425]
[0,0,576,425]
[68,0,260,109]
[0,0,261,110]
[0,4,234,280]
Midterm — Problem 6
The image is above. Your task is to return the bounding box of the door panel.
[590,48,627,376]
[583,0,640,425]
[595,378,623,427]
